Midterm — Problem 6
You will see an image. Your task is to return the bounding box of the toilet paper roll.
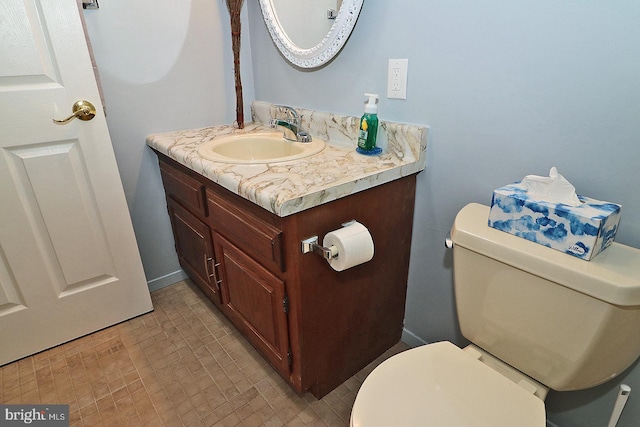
[322,221,374,271]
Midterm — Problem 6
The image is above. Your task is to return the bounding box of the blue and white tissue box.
[488,184,621,260]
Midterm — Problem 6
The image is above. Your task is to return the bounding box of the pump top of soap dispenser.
[364,93,379,114]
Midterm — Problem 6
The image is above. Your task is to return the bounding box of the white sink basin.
[197,132,325,164]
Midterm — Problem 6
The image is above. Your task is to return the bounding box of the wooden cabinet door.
[214,232,291,378]
[167,198,220,304]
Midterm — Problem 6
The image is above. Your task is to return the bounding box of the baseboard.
[401,328,428,348]
[147,269,188,292]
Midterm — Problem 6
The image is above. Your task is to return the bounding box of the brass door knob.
[53,100,96,124]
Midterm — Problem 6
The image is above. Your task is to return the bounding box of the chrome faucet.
[270,105,312,143]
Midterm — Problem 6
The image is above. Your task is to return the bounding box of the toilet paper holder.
[300,220,355,260]
[301,236,338,260]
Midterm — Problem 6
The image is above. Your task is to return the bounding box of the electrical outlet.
[387,59,408,99]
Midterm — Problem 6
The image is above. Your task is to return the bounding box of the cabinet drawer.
[159,162,206,216]
[206,189,284,273]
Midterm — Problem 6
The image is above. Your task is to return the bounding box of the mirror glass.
[259,0,364,69]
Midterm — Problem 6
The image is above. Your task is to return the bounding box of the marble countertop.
[146,101,428,217]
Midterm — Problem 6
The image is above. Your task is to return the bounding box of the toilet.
[351,203,640,427]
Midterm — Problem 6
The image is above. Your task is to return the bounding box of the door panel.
[5,141,115,291]
[0,0,61,87]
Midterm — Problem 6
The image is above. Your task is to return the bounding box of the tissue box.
[488,183,621,260]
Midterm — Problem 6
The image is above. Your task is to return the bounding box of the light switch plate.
[387,59,408,99]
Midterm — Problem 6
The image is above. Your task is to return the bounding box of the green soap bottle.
[357,93,381,155]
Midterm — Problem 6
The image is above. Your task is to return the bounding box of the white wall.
[82,0,254,290]
[247,1,640,426]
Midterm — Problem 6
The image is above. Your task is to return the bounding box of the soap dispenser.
[357,93,381,155]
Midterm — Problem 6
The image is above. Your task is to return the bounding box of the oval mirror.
[259,0,364,69]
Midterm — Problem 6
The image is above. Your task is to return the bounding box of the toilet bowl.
[351,203,640,427]
[350,341,545,427]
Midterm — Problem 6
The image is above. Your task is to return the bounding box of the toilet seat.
[350,341,545,427]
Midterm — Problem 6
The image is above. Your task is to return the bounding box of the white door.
[0,0,153,365]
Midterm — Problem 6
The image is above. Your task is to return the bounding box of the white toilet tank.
[450,203,640,391]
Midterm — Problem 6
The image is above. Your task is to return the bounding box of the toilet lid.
[351,341,545,427]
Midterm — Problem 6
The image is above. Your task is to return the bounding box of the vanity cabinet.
[155,152,417,398]
[160,158,290,380]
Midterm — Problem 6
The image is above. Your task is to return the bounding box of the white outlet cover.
[388,59,408,99]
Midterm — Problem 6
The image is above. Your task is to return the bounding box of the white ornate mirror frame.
[259,0,364,69]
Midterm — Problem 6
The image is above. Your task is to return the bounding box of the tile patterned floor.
[0,280,409,426]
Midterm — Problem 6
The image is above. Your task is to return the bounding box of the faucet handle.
[297,132,312,143]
